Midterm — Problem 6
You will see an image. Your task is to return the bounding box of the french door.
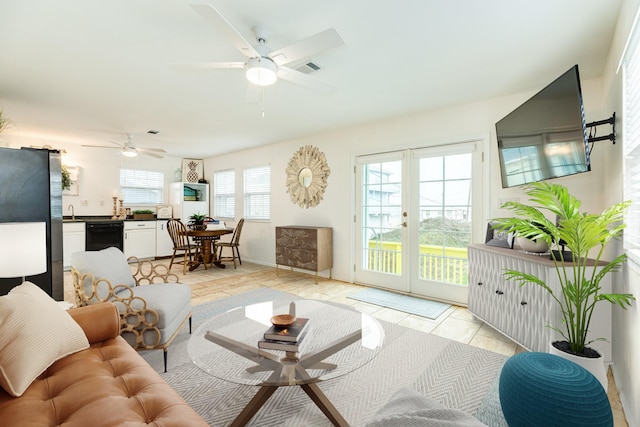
[354,142,484,304]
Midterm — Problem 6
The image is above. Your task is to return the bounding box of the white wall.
[601,0,640,425]
[203,75,609,284]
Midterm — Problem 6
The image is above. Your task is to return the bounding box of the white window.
[244,165,270,220]
[622,15,640,266]
[214,169,235,218]
[119,169,164,205]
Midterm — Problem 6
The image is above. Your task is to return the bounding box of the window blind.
[214,169,235,218]
[119,169,164,204]
[244,165,270,220]
[623,20,640,265]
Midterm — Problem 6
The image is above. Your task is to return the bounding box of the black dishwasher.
[85,221,124,251]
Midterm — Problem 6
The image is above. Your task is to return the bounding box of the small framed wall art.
[62,165,79,196]
[182,159,204,183]
[485,222,515,249]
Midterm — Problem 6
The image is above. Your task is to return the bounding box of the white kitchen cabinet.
[123,221,156,260]
[155,220,174,257]
[467,244,612,363]
[63,222,86,270]
[169,182,209,223]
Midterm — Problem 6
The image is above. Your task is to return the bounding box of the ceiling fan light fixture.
[246,57,277,86]
[122,147,138,157]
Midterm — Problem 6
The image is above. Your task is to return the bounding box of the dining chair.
[166,219,201,274]
[216,218,245,268]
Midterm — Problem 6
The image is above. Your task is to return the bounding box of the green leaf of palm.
[504,270,554,294]
[597,293,636,309]
[525,182,581,220]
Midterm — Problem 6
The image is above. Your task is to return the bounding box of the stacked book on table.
[258,318,309,352]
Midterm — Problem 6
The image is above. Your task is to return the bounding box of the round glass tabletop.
[188,299,385,387]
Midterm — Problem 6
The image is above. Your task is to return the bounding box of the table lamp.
[0,222,47,282]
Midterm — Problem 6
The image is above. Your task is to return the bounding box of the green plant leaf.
[597,293,636,309]
[503,270,555,295]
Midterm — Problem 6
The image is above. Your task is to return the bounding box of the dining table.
[183,227,233,271]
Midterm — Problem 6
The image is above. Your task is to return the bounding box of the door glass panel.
[417,153,472,285]
[361,160,403,276]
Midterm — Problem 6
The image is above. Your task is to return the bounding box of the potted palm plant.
[492,182,635,385]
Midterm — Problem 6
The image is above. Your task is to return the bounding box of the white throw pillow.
[0,281,89,397]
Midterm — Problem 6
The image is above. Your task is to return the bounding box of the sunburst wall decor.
[285,145,330,208]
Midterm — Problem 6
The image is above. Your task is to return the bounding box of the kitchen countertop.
[63,216,174,223]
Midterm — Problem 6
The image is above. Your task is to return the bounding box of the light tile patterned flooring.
[63,259,628,426]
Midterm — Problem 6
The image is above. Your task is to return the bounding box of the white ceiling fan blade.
[277,66,337,95]
[138,147,167,153]
[81,144,120,149]
[269,28,344,66]
[171,61,245,70]
[190,4,259,59]
[139,150,164,159]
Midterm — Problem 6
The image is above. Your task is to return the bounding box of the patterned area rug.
[348,287,451,319]
[141,288,506,427]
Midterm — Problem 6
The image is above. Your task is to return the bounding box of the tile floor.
[63,259,628,426]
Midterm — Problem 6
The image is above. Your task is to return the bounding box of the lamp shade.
[246,57,277,86]
[0,222,47,278]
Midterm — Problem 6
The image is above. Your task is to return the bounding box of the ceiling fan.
[82,134,166,159]
[183,4,345,94]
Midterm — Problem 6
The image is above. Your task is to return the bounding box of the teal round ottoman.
[499,352,612,427]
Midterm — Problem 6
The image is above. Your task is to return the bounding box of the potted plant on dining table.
[188,212,207,230]
[492,182,635,388]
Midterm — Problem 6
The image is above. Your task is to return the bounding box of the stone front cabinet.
[275,226,332,282]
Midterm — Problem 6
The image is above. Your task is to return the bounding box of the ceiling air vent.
[294,61,321,75]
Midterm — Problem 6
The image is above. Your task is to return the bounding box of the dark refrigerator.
[0,146,63,299]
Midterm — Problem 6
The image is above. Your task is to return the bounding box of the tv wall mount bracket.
[586,112,615,154]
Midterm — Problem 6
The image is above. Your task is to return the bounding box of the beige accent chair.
[71,247,192,372]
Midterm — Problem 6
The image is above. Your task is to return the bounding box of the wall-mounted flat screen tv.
[496,65,589,188]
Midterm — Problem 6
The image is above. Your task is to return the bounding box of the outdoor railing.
[366,241,468,285]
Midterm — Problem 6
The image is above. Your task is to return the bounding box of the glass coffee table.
[188,299,385,426]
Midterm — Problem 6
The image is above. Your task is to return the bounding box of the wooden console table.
[275,226,332,283]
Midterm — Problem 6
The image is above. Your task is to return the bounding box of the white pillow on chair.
[71,247,136,296]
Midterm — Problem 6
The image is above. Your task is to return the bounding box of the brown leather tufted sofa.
[0,302,208,427]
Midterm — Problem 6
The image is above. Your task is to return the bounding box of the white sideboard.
[123,221,157,260]
[467,244,612,363]
[155,220,174,257]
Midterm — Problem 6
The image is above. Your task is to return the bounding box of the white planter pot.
[549,342,608,390]
[517,237,549,253]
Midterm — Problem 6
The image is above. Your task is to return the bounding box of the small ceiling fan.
[82,134,166,159]
[181,4,345,94]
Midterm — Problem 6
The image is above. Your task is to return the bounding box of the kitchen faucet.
[68,204,75,220]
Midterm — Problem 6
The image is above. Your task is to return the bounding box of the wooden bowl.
[270,314,296,327]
